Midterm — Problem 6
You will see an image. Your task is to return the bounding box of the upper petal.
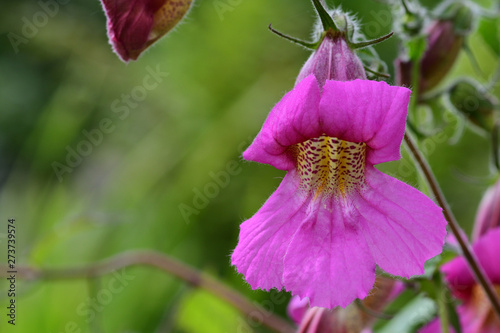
[101,0,192,62]
[243,75,321,170]
[243,76,411,170]
[231,171,310,290]
[356,166,447,277]
[319,80,411,165]
[101,0,157,61]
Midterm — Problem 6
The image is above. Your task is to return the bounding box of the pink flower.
[231,70,447,308]
[421,228,500,333]
[100,0,192,62]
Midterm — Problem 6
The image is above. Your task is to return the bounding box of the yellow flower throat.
[294,135,367,198]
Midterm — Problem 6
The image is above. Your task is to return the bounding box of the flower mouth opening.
[292,135,367,198]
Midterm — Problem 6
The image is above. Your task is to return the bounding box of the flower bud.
[472,179,500,242]
[448,79,497,132]
[395,1,474,92]
[100,0,193,62]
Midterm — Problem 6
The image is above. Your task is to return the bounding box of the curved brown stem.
[404,131,500,319]
[0,250,295,333]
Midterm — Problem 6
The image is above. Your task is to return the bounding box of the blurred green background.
[0,0,499,332]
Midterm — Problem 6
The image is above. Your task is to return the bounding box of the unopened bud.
[448,79,497,132]
[101,0,193,62]
[473,179,500,242]
[396,1,475,92]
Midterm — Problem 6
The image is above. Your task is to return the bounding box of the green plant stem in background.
[404,131,500,320]
[0,251,295,333]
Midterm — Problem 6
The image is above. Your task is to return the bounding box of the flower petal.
[356,166,447,277]
[101,0,157,61]
[243,75,321,170]
[287,296,310,324]
[319,80,411,165]
[231,171,310,290]
[101,0,192,62]
[443,227,500,300]
[283,197,376,308]
[243,77,411,169]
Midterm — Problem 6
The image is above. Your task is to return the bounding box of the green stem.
[436,276,450,333]
[0,251,295,333]
[311,0,338,31]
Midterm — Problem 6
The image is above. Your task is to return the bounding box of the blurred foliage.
[0,0,499,332]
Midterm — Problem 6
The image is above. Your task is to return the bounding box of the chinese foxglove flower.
[100,0,192,62]
[421,228,500,333]
[232,23,447,308]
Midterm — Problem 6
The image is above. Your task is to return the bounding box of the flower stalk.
[403,130,500,319]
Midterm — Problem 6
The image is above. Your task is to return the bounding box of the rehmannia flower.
[232,6,447,309]
[421,228,500,333]
[100,0,192,62]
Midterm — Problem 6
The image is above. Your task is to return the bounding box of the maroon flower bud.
[100,0,193,62]
[396,1,474,92]
[419,20,464,92]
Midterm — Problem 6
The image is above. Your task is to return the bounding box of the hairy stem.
[404,131,500,319]
[0,250,295,333]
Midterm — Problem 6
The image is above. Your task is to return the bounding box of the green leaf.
[478,17,500,56]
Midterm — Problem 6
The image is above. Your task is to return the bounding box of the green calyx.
[438,1,474,35]
[311,0,339,32]
[400,0,425,36]
[268,24,319,50]
[269,0,394,52]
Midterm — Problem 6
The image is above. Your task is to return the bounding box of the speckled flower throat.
[294,135,366,198]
